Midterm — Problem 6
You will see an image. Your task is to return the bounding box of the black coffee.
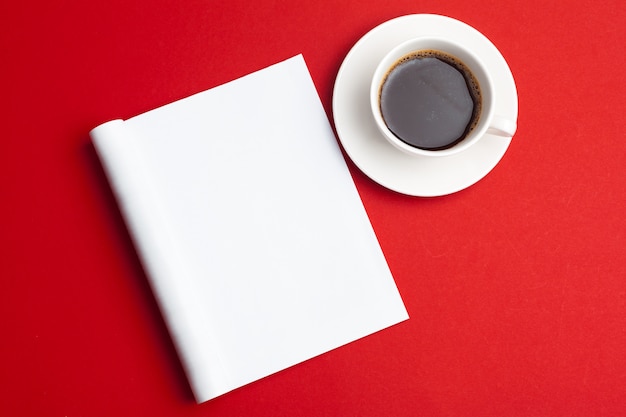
[379,50,481,150]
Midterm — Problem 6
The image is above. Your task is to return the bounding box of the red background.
[2,0,625,415]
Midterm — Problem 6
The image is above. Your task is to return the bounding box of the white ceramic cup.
[371,37,517,157]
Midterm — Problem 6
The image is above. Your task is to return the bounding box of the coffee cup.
[370,36,517,157]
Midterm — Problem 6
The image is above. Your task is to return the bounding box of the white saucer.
[332,14,518,196]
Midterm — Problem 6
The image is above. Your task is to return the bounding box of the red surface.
[2,0,625,415]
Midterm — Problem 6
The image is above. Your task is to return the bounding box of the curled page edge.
[90,120,229,402]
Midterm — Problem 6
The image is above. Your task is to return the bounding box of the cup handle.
[487,115,517,137]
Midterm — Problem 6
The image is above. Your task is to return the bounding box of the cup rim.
[370,36,496,157]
